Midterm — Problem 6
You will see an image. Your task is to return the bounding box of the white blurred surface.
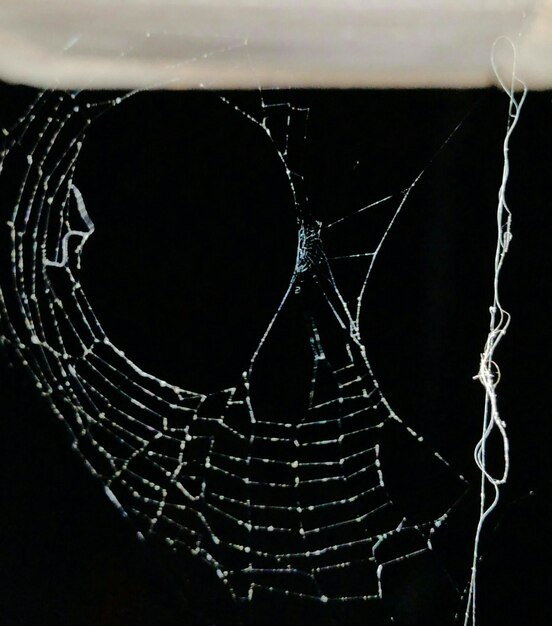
[0,0,550,90]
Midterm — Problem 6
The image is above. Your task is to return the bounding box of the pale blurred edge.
[0,0,550,91]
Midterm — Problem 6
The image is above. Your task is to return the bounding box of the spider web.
[0,79,522,625]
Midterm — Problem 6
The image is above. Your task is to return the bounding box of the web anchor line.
[462,38,527,626]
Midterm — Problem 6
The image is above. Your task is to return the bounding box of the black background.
[0,84,551,625]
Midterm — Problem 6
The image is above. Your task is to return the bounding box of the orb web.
[0,71,524,625]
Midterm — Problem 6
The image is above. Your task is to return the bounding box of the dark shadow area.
[76,91,297,392]
[0,84,551,626]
